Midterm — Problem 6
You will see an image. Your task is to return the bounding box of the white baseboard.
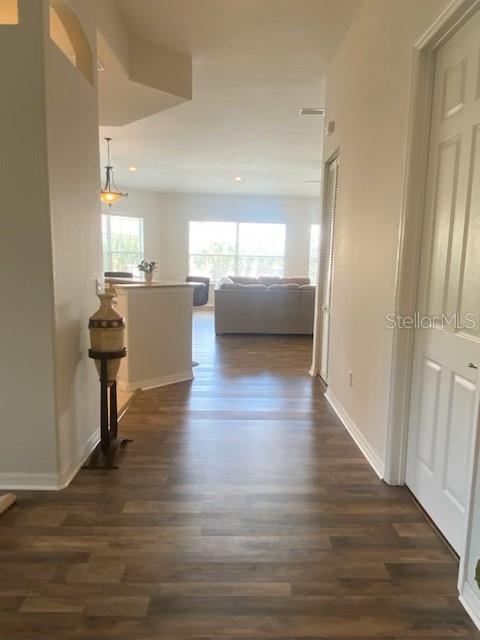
[0,429,100,491]
[57,429,100,490]
[325,389,385,480]
[0,472,60,491]
[459,582,480,630]
[118,369,194,392]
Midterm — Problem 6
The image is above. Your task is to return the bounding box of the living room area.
[102,191,321,339]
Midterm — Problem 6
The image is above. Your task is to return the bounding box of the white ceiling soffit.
[96,0,192,126]
[99,0,360,196]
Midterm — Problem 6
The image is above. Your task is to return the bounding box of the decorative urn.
[88,286,126,384]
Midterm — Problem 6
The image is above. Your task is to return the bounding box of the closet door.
[406,9,480,553]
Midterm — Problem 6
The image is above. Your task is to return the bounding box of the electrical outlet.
[95,278,104,295]
[349,370,353,387]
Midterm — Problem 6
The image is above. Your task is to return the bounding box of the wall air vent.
[299,108,325,116]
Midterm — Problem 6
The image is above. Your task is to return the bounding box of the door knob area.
[468,362,478,369]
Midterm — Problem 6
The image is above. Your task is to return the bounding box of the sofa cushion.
[218,275,312,290]
[268,283,301,290]
[230,276,258,285]
[280,277,310,286]
[243,284,268,289]
[258,276,281,286]
[222,282,267,290]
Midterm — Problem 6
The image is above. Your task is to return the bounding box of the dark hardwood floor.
[1,309,479,639]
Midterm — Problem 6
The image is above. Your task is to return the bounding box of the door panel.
[442,373,476,510]
[417,359,442,472]
[406,9,480,554]
[442,57,467,118]
[427,137,461,317]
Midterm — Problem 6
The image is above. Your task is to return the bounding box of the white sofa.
[214,276,315,335]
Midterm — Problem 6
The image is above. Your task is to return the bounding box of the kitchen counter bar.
[107,280,195,392]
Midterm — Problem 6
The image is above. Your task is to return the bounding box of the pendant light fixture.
[100,137,128,206]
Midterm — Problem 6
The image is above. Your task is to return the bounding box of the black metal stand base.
[84,349,132,470]
[83,435,132,470]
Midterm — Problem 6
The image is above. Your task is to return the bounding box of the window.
[189,221,286,281]
[102,214,144,273]
[189,221,237,281]
[238,223,285,277]
[309,224,320,283]
[0,0,18,24]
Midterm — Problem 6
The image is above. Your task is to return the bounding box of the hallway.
[0,310,478,638]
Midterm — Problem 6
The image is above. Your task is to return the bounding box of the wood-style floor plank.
[0,309,478,639]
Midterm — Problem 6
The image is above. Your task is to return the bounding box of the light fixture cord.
[104,137,112,191]
[105,137,112,166]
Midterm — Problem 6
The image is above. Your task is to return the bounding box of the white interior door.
[406,10,480,554]
[319,155,339,383]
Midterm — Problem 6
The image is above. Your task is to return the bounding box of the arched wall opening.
[0,0,18,24]
[49,0,94,85]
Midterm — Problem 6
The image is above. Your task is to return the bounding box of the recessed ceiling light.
[299,107,325,116]
[128,165,137,172]
[235,176,242,182]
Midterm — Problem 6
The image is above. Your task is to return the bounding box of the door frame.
[311,148,340,382]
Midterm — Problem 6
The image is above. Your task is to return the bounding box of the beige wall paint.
[105,191,320,288]
[45,0,103,482]
[96,0,192,127]
[0,0,58,481]
[322,0,450,468]
[0,0,102,488]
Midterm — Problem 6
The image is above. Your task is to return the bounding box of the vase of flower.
[88,286,126,383]
[138,259,157,284]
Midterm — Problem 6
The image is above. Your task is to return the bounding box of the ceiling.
[99,0,360,196]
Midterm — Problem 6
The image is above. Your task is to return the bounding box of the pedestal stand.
[84,348,132,469]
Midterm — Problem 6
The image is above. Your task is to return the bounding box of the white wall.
[321,0,450,472]
[103,190,320,292]
[0,0,59,483]
[0,0,102,488]
[45,0,103,483]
